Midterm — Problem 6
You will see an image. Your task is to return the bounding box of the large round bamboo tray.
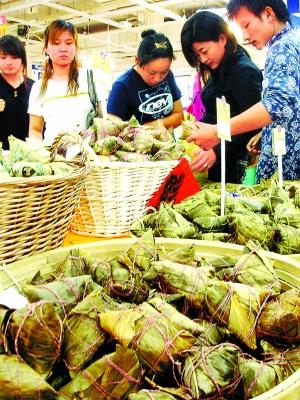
[70,160,178,237]
[0,238,299,400]
[0,168,88,265]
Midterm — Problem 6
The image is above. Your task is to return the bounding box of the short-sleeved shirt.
[0,75,34,150]
[257,25,300,182]
[28,69,100,146]
[107,67,181,124]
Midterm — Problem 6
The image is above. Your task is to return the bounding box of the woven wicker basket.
[0,136,89,264]
[0,238,299,400]
[70,160,178,237]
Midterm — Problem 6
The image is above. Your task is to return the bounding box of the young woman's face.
[46,30,76,67]
[137,57,172,86]
[233,6,274,50]
[192,34,227,70]
[0,53,23,76]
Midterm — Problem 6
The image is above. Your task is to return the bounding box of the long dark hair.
[0,35,28,80]
[227,0,291,24]
[41,19,79,96]
[181,11,238,83]
[137,29,175,66]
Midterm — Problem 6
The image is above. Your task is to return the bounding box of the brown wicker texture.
[70,160,178,237]
[0,168,88,265]
[0,133,89,264]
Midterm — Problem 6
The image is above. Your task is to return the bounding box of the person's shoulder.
[114,68,135,84]
[230,48,261,74]
[275,28,300,52]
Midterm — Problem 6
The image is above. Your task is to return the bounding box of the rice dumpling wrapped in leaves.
[116,151,151,162]
[49,161,74,175]
[58,345,142,400]
[100,302,196,375]
[151,142,184,161]
[9,161,53,177]
[8,135,50,163]
[145,259,214,308]
[173,192,211,220]
[201,232,232,242]
[194,215,227,232]
[205,280,269,349]
[129,390,178,399]
[63,290,119,375]
[53,249,90,279]
[148,295,206,336]
[133,131,166,154]
[257,289,300,344]
[97,136,134,156]
[158,243,196,265]
[130,211,159,237]
[228,213,275,249]
[266,179,291,213]
[238,355,286,398]
[260,340,300,375]
[155,202,196,239]
[195,319,231,347]
[22,275,99,318]
[7,302,63,377]
[182,343,240,399]
[118,229,156,273]
[274,224,300,255]
[295,188,300,208]
[92,117,122,138]
[0,354,57,399]
[224,240,281,295]
[0,305,12,353]
[273,203,300,229]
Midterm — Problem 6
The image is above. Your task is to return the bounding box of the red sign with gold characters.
[147,157,201,208]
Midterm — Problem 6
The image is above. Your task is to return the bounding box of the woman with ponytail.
[107,29,184,129]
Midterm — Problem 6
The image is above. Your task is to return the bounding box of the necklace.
[13,75,23,97]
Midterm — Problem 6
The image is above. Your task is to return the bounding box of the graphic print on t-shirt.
[138,81,173,120]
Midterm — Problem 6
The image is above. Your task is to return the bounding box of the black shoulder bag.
[86,69,102,129]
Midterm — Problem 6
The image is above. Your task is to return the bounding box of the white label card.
[216,97,231,141]
[272,126,286,156]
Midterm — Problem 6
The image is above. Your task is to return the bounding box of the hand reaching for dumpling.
[187,122,220,150]
[190,148,217,172]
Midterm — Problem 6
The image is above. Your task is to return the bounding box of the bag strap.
[87,69,103,117]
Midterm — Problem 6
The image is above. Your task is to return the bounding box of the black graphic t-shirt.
[107,67,181,124]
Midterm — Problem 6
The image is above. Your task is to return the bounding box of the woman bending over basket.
[28,19,102,146]
[0,35,34,150]
[107,29,184,130]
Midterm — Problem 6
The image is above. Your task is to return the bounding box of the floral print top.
[257,25,300,182]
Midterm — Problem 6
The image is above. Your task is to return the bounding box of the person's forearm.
[230,102,272,136]
[29,128,43,140]
[161,111,184,129]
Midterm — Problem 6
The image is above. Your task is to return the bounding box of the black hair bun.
[141,29,156,38]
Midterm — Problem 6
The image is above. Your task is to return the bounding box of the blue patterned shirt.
[257,25,300,182]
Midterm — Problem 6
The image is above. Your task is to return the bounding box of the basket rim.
[0,238,299,400]
[0,165,90,186]
[89,159,179,169]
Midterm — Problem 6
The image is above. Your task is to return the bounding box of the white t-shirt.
[28,69,99,146]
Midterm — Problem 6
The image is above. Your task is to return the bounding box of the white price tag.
[217,97,231,141]
[272,126,286,156]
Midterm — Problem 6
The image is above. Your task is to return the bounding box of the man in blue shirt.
[186,0,300,182]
